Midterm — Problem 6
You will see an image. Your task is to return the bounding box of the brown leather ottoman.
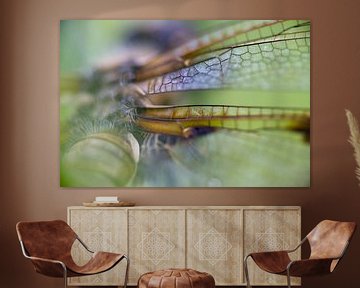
[138,268,215,288]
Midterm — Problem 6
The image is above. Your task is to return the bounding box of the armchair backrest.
[16,220,77,261]
[307,220,356,261]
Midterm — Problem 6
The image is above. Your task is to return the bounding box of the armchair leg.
[286,269,291,288]
[62,264,68,288]
[244,255,252,288]
[123,255,130,288]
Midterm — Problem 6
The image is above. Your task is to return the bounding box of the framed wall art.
[60,20,310,187]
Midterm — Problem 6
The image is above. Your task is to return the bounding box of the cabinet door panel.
[244,209,301,286]
[128,209,186,284]
[68,208,127,286]
[187,209,243,285]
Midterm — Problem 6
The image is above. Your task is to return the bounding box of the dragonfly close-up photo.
[60,19,310,188]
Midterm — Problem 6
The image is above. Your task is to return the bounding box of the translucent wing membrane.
[135,20,310,94]
[135,20,308,81]
[135,105,309,138]
[134,128,309,187]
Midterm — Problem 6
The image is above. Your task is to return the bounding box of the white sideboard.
[67,206,301,286]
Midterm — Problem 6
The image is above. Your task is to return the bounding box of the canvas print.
[60,20,310,187]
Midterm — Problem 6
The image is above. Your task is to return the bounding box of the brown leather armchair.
[16,220,129,288]
[244,220,356,288]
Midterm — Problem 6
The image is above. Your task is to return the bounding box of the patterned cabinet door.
[244,209,301,286]
[187,209,243,285]
[68,208,128,286]
[128,209,186,284]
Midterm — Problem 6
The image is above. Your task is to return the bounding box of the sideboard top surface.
[68,206,301,210]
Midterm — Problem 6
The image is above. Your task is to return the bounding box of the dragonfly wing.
[135,20,307,81]
[133,133,206,186]
[135,21,310,94]
[132,129,309,187]
[134,105,310,138]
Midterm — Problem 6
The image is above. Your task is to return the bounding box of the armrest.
[287,258,336,277]
[249,250,289,256]
[245,237,306,260]
[19,240,67,277]
[76,236,94,254]
[26,255,65,266]
[287,240,351,277]
[286,237,307,253]
[25,255,67,278]
[246,251,292,274]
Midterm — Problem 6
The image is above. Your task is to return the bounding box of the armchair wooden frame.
[16,220,129,288]
[244,220,356,288]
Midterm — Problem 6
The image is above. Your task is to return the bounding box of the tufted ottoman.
[138,268,215,288]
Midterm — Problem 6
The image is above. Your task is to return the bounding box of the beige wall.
[1,0,360,287]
